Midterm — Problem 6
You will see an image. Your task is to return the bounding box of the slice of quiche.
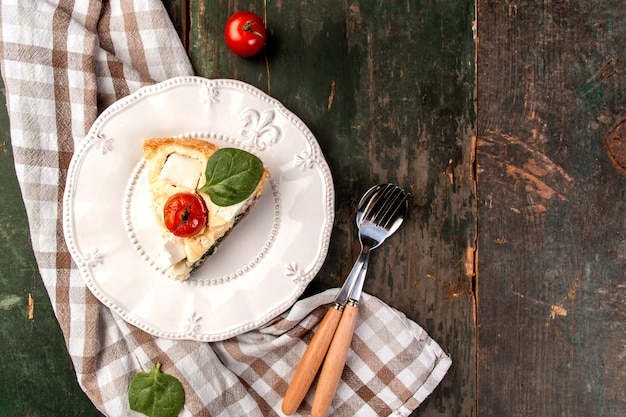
[142,137,269,280]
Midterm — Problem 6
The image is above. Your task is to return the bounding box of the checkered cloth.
[0,1,451,416]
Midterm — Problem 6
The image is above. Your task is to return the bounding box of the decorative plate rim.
[62,76,335,341]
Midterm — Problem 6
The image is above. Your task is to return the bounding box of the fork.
[281,184,409,416]
[282,184,387,415]
[310,184,409,417]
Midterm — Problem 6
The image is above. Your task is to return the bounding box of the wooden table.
[1,1,624,416]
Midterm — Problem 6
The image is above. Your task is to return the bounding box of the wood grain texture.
[311,304,360,417]
[283,306,343,415]
[477,0,626,415]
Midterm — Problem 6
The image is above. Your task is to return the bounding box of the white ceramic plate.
[63,77,334,341]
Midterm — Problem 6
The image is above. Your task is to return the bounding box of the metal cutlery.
[282,183,409,416]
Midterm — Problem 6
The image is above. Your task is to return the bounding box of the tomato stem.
[242,20,265,39]
[174,202,194,233]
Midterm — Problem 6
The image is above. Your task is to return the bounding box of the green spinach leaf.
[128,362,185,417]
[198,148,264,206]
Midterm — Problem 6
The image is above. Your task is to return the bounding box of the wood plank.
[477,0,626,415]
[189,1,477,415]
[164,0,189,50]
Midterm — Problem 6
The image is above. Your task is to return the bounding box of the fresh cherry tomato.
[224,11,266,57]
[163,193,208,238]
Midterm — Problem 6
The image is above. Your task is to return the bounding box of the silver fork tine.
[379,191,409,228]
[361,184,395,224]
[359,185,386,222]
[368,186,408,228]
[371,189,402,223]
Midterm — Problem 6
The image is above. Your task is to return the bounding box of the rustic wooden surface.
[477,0,626,415]
[1,0,623,416]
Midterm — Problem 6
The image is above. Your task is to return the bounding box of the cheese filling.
[159,153,203,190]
[156,236,186,271]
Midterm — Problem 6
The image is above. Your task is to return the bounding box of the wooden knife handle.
[282,306,343,415]
[311,302,359,417]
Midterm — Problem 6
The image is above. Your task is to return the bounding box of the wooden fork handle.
[282,306,343,415]
[311,302,359,417]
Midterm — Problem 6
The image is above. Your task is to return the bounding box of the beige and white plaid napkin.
[0,1,451,416]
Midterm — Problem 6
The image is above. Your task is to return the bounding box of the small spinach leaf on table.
[128,362,185,417]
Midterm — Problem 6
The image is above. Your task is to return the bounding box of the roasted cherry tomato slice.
[163,193,208,238]
[224,11,266,57]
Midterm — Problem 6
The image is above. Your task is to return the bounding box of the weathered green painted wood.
[189,2,477,416]
[477,0,626,415]
[0,79,103,415]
